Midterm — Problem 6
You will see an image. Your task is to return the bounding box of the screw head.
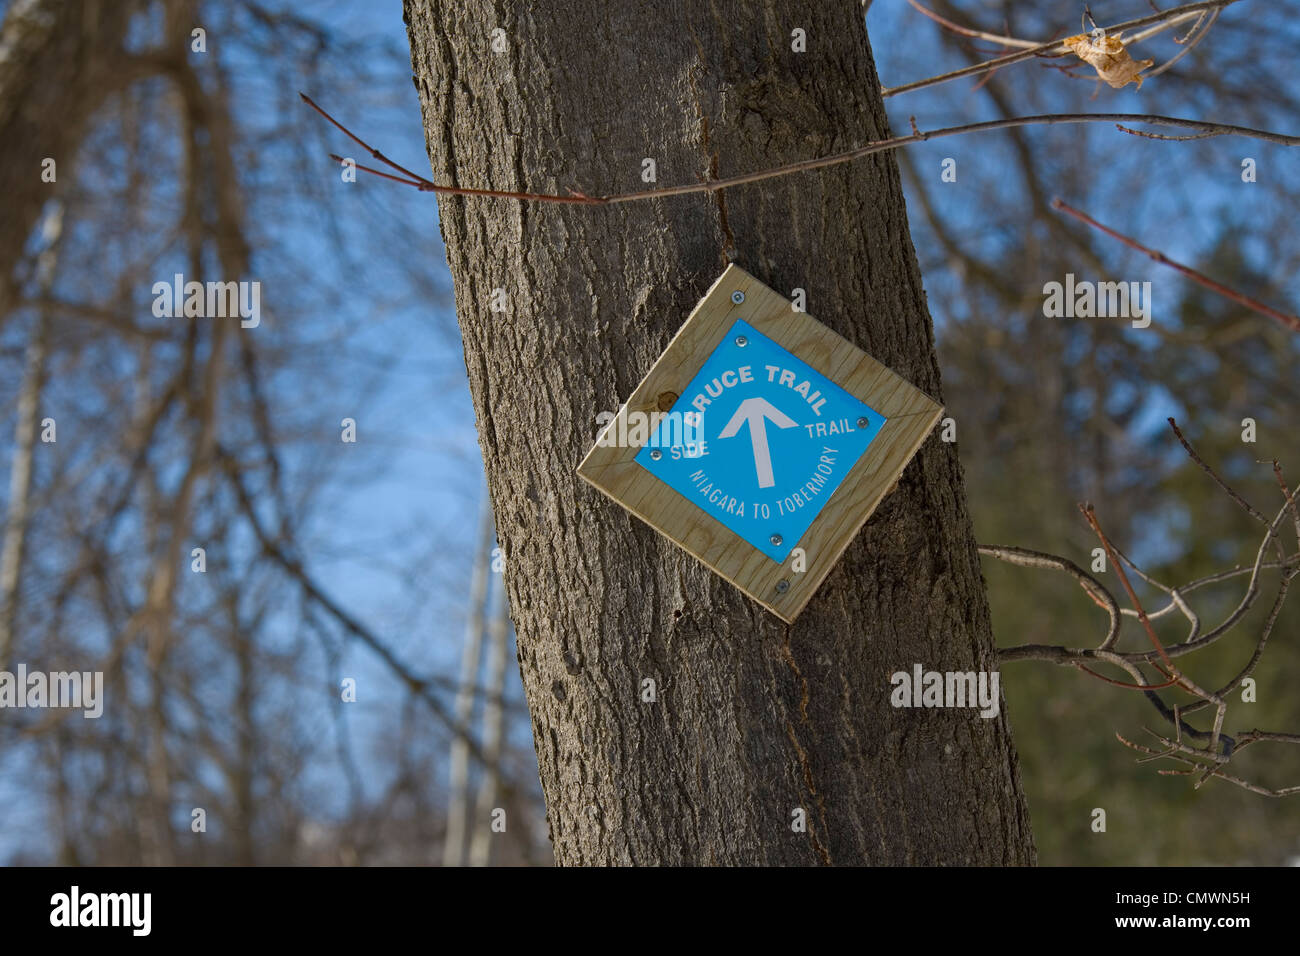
[650,449,662,460]
[770,533,783,546]
[735,335,748,347]
[857,416,869,428]
[775,579,790,594]
[731,291,745,304]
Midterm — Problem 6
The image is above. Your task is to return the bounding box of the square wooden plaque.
[576,264,943,622]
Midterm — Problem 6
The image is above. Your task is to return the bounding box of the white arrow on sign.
[718,397,798,489]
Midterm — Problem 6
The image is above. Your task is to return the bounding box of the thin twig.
[1079,503,1181,680]
[989,439,1298,791]
[882,0,1239,97]
[1273,461,1300,550]
[1115,125,1225,140]
[1167,419,1272,525]
[977,544,1120,649]
[304,92,1300,210]
[905,0,1041,49]
[1118,733,1300,796]
[1144,8,1218,79]
[1052,199,1300,334]
[217,445,499,769]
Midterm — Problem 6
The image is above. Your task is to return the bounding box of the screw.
[775,579,790,594]
[731,291,745,304]
[735,335,748,347]
[650,449,662,460]
[770,533,783,546]
[857,416,869,428]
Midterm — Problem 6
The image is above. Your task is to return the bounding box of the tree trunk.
[0,0,140,317]
[442,494,493,867]
[404,0,1035,865]
[0,202,59,670]
[469,575,511,867]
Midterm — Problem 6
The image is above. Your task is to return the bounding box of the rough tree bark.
[404,0,1035,865]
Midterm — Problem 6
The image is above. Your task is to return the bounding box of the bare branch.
[882,0,1239,98]
[905,0,1041,50]
[988,435,1299,793]
[304,91,1300,207]
[1052,200,1300,334]
[977,545,1121,649]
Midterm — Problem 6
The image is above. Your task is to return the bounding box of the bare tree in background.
[0,203,58,669]
[442,495,492,867]
[0,0,138,316]
[0,0,546,866]
[469,577,512,866]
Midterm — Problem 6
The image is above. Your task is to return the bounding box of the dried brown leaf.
[1064,32,1155,89]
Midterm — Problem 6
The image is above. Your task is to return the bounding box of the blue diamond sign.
[577,265,943,622]
[634,320,886,562]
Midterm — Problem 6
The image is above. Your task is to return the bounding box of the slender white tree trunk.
[0,202,60,669]
[469,578,510,867]
[441,493,493,867]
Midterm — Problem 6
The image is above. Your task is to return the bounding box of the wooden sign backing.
[576,264,943,622]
